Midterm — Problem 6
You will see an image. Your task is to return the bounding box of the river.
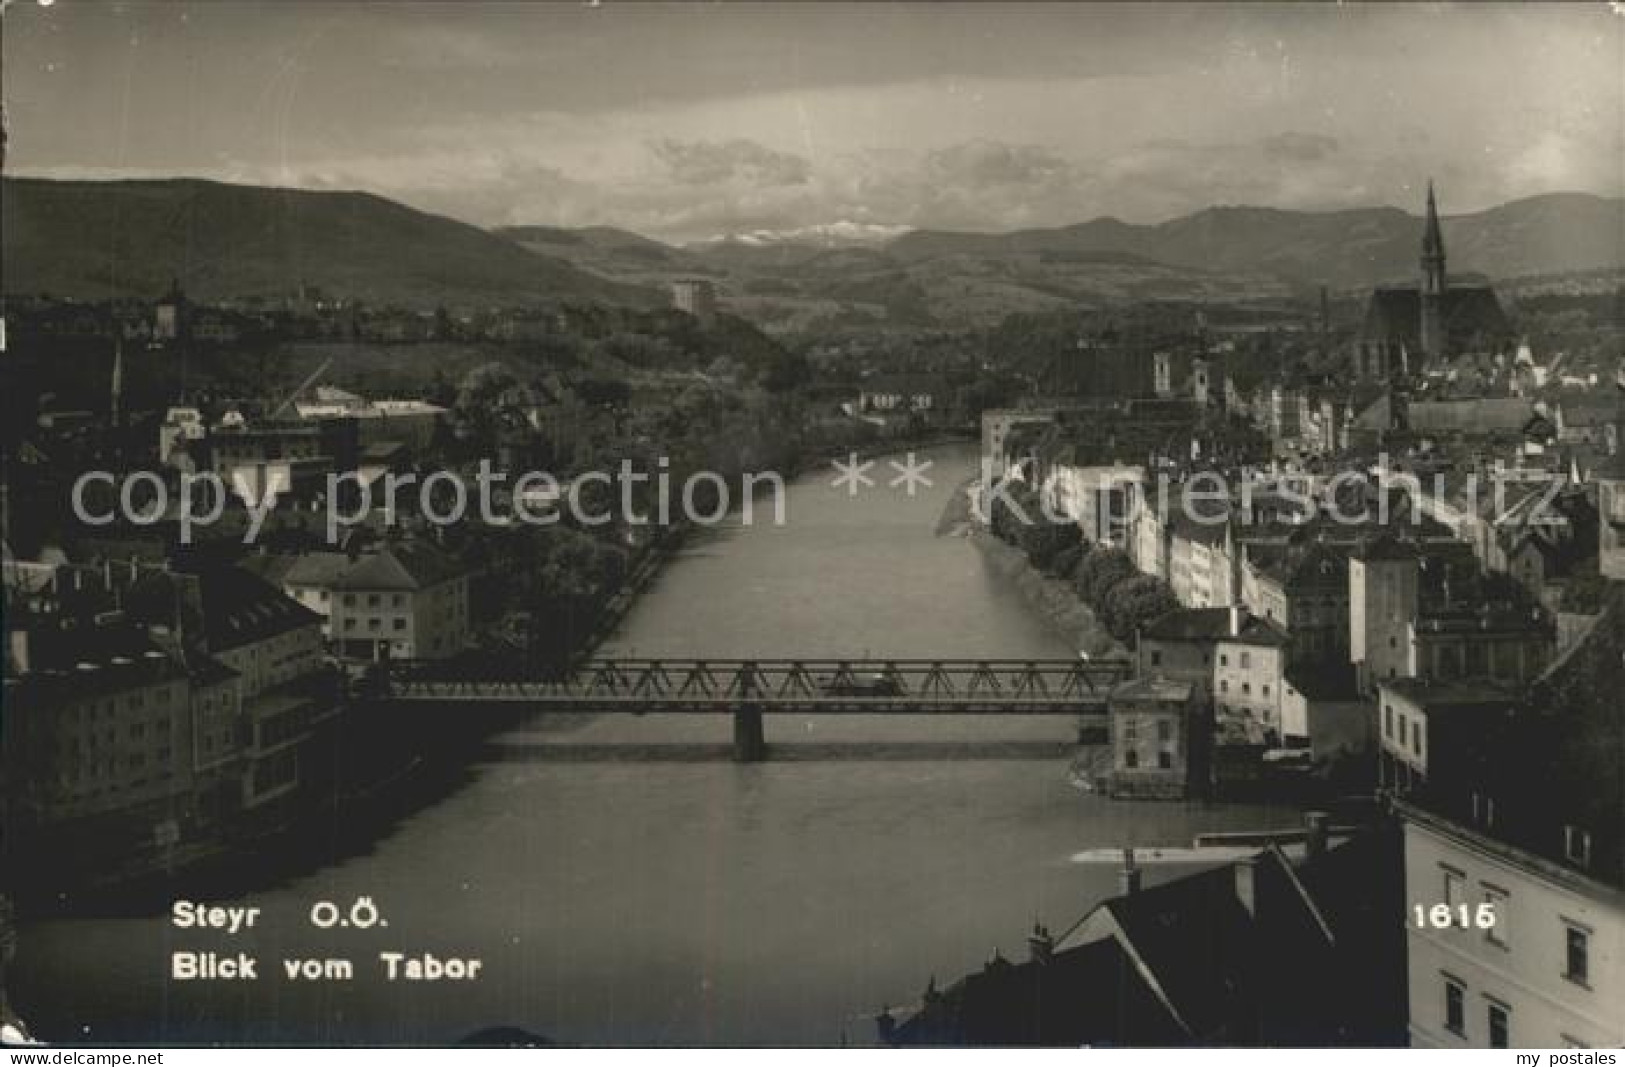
[12,443,1298,1046]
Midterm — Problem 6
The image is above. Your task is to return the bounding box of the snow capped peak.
[690,221,912,249]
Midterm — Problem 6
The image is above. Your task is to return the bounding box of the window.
[1124,749,1139,769]
[1483,887,1508,948]
[368,594,380,607]
[1262,684,1270,697]
[1220,680,1229,693]
[392,594,404,607]
[1157,751,1173,770]
[343,594,356,607]
[392,618,406,632]
[1156,720,1173,743]
[1412,721,1423,757]
[1565,825,1592,867]
[1122,719,1139,742]
[1487,1003,1509,1049]
[1240,651,1251,669]
[1150,650,1162,667]
[1242,682,1251,695]
[1385,705,1394,738]
[1443,868,1463,910]
[1564,925,1589,984]
[1219,654,1229,667]
[1444,980,1465,1036]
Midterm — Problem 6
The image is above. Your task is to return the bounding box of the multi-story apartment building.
[4,616,196,851]
[1401,802,1622,1049]
[1376,679,1518,795]
[1396,589,1624,1049]
[1213,617,1288,738]
[1038,463,1144,549]
[1405,607,1554,687]
[1241,541,1350,664]
[3,559,338,876]
[125,563,335,812]
[271,541,470,661]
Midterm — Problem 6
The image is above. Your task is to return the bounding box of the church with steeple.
[1353,182,1512,381]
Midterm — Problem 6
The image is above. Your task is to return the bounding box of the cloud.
[1261,132,1340,163]
[923,141,1074,189]
[648,138,811,187]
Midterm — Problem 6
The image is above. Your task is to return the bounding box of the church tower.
[1419,180,1447,361]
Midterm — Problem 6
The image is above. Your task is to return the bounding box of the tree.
[1075,548,1136,607]
[1100,574,1181,643]
[990,481,1038,545]
[1050,541,1086,581]
[1021,516,1081,574]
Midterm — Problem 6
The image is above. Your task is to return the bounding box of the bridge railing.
[377,658,1133,711]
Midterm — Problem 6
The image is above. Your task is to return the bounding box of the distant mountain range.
[1,178,656,308]
[500,191,1624,331]
[5,177,1617,333]
[885,192,1625,289]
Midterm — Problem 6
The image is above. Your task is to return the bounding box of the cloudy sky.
[3,1,1622,242]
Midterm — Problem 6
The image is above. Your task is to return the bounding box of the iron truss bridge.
[380,658,1132,715]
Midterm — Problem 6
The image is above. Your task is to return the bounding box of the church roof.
[1405,397,1531,435]
[1359,285,1512,353]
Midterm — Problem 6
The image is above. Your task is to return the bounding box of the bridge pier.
[732,707,766,762]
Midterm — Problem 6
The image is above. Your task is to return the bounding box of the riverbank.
[947,484,1127,661]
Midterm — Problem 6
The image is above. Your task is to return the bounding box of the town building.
[1280,664,1370,757]
[669,278,718,321]
[1240,541,1350,664]
[1136,606,1244,692]
[1036,463,1143,549]
[1354,183,1512,380]
[123,563,337,814]
[3,559,340,878]
[1213,615,1289,739]
[4,611,198,864]
[1599,450,1625,581]
[261,541,471,661]
[1350,535,1421,693]
[294,386,446,450]
[1397,590,1624,1048]
[1376,678,1518,795]
[1405,603,1554,688]
[1106,675,1201,799]
[852,374,944,420]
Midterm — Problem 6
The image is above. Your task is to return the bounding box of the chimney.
[1234,854,1259,918]
[1229,604,1242,637]
[1027,923,1054,965]
[1118,847,1142,897]
[1305,811,1329,860]
[875,1010,897,1046]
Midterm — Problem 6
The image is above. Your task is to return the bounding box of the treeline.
[987,480,1179,645]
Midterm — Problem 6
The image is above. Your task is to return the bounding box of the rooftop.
[1378,677,1519,711]
[1111,676,1195,704]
